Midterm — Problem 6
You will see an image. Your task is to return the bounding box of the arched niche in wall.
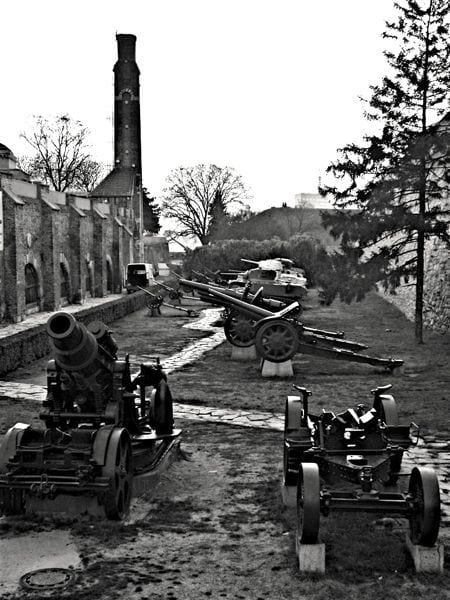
[106,254,113,294]
[85,259,94,298]
[24,263,40,313]
[59,260,71,306]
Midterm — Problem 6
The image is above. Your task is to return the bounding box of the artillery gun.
[0,312,181,520]
[179,278,295,347]
[179,280,403,372]
[284,384,441,548]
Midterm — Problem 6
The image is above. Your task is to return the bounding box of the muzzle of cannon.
[47,312,99,372]
[180,279,403,371]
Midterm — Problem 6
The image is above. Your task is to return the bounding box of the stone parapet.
[0,291,149,376]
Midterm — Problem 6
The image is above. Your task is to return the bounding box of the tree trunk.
[415,154,427,344]
[415,227,424,344]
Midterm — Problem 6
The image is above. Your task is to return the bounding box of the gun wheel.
[297,463,320,544]
[408,466,440,546]
[255,319,298,362]
[284,396,302,485]
[102,429,133,520]
[374,396,399,426]
[224,312,255,347]
[152,380,174,435]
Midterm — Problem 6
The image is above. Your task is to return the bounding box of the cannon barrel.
[179,279,280,317]
[46,312,99,372]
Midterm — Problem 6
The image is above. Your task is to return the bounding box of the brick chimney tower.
[114,34,142,175]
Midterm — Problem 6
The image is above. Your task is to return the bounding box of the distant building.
[294,192,333,210]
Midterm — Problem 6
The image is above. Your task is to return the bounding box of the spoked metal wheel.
[255,319,298,362]
[408,466,440,546]
[102,429,133,520]
[224,311,255,347]
[297,463,321,544]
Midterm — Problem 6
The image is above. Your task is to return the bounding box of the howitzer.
[284,384,440,551]
[155,280,183,303]
[192,269,215,283]
[180,278,294,348]
[180,281,403,371]
[0,312,181,520]
[155,280,203,304]
[180,278,287,311]
[136,285,199,317]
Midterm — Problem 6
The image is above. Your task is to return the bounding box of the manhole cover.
[19,568,77,591]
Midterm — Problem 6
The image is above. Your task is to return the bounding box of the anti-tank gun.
[284,384,441,551]
[180,279,403,372]
[0,312,181,520]
[180,278,296,347]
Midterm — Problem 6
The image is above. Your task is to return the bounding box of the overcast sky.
[3,0,397,212]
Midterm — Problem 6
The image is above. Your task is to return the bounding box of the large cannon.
[284,384,440,549]
[0,312,181,520]
[180,279,403,372]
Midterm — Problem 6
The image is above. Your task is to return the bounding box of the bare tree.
[21,115,102,192]
[160,164,249,245]
[73,159,106,193]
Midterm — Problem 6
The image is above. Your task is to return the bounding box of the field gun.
[180,280,403,372]
[0,312,181,520]
[180,278,295,347]
[284,384,440,549]
[136,285,199,317]
[155,280,184,303]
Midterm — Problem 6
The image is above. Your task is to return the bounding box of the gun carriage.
[0,312,181,520]
[180,279,403,372]
[284,385,440,547]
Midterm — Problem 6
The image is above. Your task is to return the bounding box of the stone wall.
[0,291,149,376]
[379,237,450,334]
[0,175,134,323]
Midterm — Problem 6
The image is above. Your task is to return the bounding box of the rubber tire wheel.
[103,430,133,520]
[374,396,399,426]
[255,319,298,363]
[152,380,174,435]
[224,312,255,347]
[297,463,321,544]
[408,466,440,546]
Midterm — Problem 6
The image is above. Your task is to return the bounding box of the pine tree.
[320,0,450,342]
[142,188,161,234]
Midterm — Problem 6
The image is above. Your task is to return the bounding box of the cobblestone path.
[0,307,449,533]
